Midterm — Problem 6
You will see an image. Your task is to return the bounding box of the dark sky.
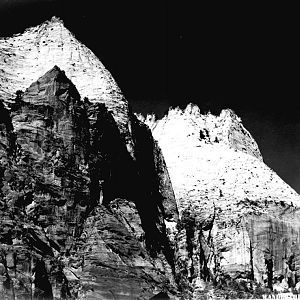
[0,1,299,192]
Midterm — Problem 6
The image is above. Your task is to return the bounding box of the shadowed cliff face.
[3,16,300,300]
[0,66,179,299]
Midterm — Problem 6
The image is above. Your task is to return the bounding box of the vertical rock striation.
[2,15,300,299]
[0,66,179,299]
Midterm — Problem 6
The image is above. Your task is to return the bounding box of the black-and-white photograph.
[0,1,298,299]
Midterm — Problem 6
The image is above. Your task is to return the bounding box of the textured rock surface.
[2,16,300,300]
[0,67,179,299]
[0,16,134,155]
[146,104,300,298]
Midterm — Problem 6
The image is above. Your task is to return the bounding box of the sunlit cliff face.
[145,104,300,297]
[0,16,136,155]
[0,17,179,299]
[2,15,300,299]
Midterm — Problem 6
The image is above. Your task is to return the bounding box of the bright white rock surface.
[0,16,134,153]
[147,104,300,215]
[144,104,300,296]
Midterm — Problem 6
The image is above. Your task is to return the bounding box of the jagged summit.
[0,15,121,101]
[1,16,64,37]
[146,102,300,297]
[143,103,262,160]
[50,15,64,24]
[149,103,300,211]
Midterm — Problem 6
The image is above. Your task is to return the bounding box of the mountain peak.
[43,65,63,77]
[149,106,300,298]
[183,102,201,116]
[50,16,64,24]
[0,16,134,154]
[0,16,118,101]
[19,65,80,107]
[144,103,262,160]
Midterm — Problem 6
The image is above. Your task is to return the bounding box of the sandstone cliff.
[147,104,300,298]
[0,66,178,300]
[2,16,300,300]
[0,16,134,155]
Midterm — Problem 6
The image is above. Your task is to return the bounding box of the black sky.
[0,1,299,192]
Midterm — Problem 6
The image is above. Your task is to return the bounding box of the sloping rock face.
[0,16,134,155]
[0,66,179,300]
[3,15,300,300]
[147,104,300,298]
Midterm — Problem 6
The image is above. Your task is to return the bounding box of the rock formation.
[0,63,179,299]
[145,104,300,298]
[2,16,300,300]
[0,16,134,155]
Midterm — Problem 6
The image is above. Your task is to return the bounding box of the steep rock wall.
[149,104,300,298]
[0,67,179,300]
